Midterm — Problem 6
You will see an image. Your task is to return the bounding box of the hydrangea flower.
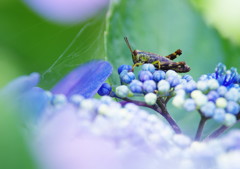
[173,63,240,127]
[34,92,240,169]
[24,0,110,23]
[2,60,240,169]
[172,63,240,140]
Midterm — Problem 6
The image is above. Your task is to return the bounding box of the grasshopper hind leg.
[165,49,182,60]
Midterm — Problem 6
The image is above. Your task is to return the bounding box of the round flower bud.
[120,70,135,84]
[172,95,185,108]
[216,97,227,108]
[80,99,96,111]
[129,80,143,93]
[225,88,239,102]
[157,80,170,94]
[184,80,197,93]
[175,89,186,97]
[199,74,208,81]
[97,83,112,96]
[116,85,129,98]
[142,64,155,73]
[118,65,132,74]
[200,101,216,117]
[183,99,196,112]
[165,70,178,78]
[70,94,84,105]
[193,94,208,107]
[153,70,165,82]
[138,71,153,82]
[207,79,219,90]
[52,94,67,106]
[213,108,226,123]
[224,113,237,126]
[167,76,181,87]
[143,80,157,93]
[100,96,113,104]
[207,91,219,102]
[217,86,228,96]
[197,80,208,92]
[182,75,193,82]
[226,101,240,115]
[45,90,53,99]
[144,93,157,105]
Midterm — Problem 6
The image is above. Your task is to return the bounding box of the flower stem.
[195,116,208,141]
[111,93,182,134]
[206,125,229,140]
[156,97,182,134]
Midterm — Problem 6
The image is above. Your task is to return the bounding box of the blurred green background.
[1,0,240,168]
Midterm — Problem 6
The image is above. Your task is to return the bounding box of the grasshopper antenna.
[124,37,134,55]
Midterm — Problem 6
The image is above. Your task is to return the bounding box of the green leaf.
[0,0,106,89]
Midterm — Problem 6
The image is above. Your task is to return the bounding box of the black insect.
[124,37,190,73]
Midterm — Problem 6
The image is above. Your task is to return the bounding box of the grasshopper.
[124,37,190,73]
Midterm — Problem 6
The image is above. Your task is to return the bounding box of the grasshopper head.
[173,64,191,73]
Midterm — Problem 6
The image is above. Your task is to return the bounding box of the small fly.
[124,37,190,73]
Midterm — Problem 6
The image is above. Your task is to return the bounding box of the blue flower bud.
[115,85,129,98]
[200,101,216,117]
[226,101,240,115]
[153,70,165,82]
[120,70,135,84]
[225,88,239,102]
[167,76,181,87]
[143,80,157,93]
[182,75,193,82]
[199,74,208,81]
[118,65,132,74]
[207,91,219,102]
[142,64,155,73]
[183,99,196,112]
[157,80,170,94]
[213,108,226,123]
[184,80,197,93]
[97,83,112,96]
[138,71,153,82]
[217,86,227,96]
[129,80,143,93]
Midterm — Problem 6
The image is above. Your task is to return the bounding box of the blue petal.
[0,72,40,98]
[51,60,113,98]
[19,87,49,121]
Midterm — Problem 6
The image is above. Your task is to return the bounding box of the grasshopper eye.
[133,50,138,56]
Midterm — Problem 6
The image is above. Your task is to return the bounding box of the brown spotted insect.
[124,37,191,73]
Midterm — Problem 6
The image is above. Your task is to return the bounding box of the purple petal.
[24,0,110,23]
[51,60,112,98]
